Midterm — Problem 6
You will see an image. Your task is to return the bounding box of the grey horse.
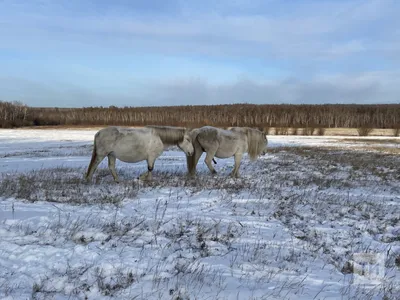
[85,125,194,182]
[186,126,267,178]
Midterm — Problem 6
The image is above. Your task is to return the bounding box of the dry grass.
[14,125,126,130]
[1,141,399,299]
[8,125,400,137]
[259,145,400,284]
[349,146,400,154]
[267,146,400,182]
[338,138,400,144]
[328,138,400,154]
[0,167,138,204]
[326,128,396,136]
[268,127,398,136]
[0,166,254,204]
[357,127,374,136]
[393,128,400,137]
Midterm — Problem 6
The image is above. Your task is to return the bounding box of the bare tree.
[3,102,399,130]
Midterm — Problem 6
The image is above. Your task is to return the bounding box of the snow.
[0,129,399,299]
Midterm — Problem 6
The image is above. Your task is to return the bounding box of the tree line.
[1,101,399,129]
[0,101,30,128]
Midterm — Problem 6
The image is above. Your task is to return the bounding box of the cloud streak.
[2,72,398,107]
[0,0,399,106]
[145,72,400,106]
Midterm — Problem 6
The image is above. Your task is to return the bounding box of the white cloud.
[1,0,398,60]
[1,0,399,106]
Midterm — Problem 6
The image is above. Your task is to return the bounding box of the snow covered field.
[0,129,399,300]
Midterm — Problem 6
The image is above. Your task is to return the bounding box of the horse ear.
[258,128,266,135]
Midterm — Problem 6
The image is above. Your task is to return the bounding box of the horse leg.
[231,152,243,178]
[146,157,155,181]
[204,149,218,175]
[139,156,156,181]
[189,146,203,177]
[85,153,106,182]
[107,153,120,183]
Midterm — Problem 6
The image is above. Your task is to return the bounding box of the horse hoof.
[139,175,149,181]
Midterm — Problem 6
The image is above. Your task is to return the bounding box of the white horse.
[85,126,194,182]
[186,126,267,178]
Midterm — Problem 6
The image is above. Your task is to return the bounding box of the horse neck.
[151,126,185,145]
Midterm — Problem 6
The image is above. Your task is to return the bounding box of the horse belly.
[215,145,237,158]
[116,153,147,163]
[113,144,149,163]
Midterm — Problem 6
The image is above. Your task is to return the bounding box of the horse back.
[95,126,157,148]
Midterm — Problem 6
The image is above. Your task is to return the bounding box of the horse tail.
[85,135,98,179]
[246,128,264,161]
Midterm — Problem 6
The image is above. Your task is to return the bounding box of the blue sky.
[0,0,399,107]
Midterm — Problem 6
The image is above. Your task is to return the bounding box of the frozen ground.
[0,129,399,300]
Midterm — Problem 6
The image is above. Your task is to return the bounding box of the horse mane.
[146,125,187,145]
[229,127,266,161]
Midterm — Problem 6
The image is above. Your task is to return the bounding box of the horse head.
[178,129,194,156]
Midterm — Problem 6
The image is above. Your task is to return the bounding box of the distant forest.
[1,100,399,130]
